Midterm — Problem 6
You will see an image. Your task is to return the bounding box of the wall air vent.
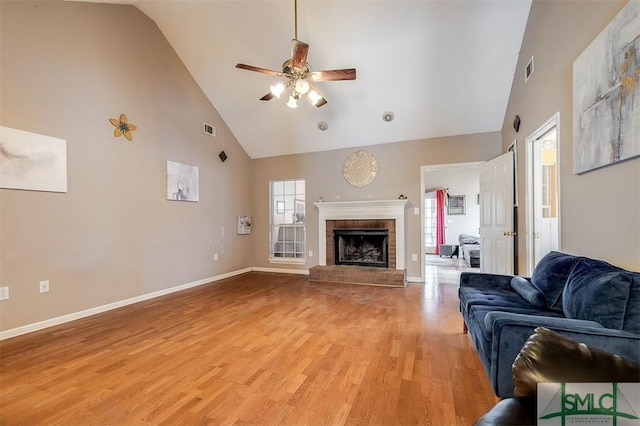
[524,56,534,84]
[203,123,216,137]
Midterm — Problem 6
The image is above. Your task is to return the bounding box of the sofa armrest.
[460,272,517,291]
[487,312,640,398]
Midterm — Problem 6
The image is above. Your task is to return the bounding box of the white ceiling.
[86,0,532,159]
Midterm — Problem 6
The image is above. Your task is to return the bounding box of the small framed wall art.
[448,195,466,215]
[237,215,251,234]
[166,160,199,202]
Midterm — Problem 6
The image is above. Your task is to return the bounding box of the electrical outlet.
[39,280,50,293]
[0,286,9,301]
[308,250,313,257]
[214,253,218,261]
[414,207,420,215]
[412,254,418,261]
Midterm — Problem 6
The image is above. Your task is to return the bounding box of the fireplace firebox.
[333,229,389,268]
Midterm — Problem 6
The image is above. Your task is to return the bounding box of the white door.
[479,152,514,274]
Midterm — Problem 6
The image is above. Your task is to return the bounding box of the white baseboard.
[0,267,252,341]
[251,266,309,275]
[406,276,423,283]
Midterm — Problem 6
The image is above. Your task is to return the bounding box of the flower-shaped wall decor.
[109,114,137,141]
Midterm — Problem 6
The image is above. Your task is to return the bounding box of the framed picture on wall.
[448,195,466,215]
[237,215,251,234]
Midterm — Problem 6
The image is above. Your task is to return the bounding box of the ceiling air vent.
[524,56,534,84]
[203,122,216,137]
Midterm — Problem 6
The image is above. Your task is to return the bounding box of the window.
[424,195,436,249]
[541,164,557,219]
[270,179,305,261]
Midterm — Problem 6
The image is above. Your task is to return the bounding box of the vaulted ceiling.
[86,0,531,159]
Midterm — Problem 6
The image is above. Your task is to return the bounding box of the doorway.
[525,113,561,274]
[420,162,483,282]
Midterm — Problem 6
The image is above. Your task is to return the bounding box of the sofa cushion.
[459,287,531,314]
[562,258,632,330]
[531,251,579,312]
[467,305,560,343]
[510,276,545,307]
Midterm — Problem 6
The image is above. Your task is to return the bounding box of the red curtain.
[435,189,446,254]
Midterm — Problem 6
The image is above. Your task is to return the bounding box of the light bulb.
[270,83,285,98]
[308,90,322,105]
[294,79,310,95]
[286,95,298,109]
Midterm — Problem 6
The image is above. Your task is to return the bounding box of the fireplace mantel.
[314,200,408,270]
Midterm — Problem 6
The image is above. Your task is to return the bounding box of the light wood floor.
[0,271,498,425]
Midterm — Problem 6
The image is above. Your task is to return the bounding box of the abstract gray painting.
[573,0,640,174]
[0,126,67,193]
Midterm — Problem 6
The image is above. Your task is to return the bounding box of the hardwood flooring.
[0,271,498,425]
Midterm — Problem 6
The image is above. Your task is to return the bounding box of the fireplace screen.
[333,229,389,268]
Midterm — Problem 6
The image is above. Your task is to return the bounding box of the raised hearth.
[308,265,405,287]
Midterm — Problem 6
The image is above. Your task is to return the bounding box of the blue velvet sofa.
[458,251,640,398]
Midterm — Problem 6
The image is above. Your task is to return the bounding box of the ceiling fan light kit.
[270,83,286,98]
[235,0,356,109]
[286,96,299,109]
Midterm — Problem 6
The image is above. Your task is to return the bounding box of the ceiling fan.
[235,0,356,108]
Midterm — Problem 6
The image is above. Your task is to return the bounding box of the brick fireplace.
[309,200,408,287]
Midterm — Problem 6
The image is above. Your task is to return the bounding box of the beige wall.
[8,0,634,335]
[501,0,640,272]
[0,2,252,331]
[251,132,502,279]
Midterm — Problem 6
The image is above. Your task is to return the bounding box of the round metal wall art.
[342,150,379,188]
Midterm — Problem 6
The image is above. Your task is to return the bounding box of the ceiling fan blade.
[260,92,275,101]
[291,39,309,70]
[236,63,283,77]
[311,68,357,81]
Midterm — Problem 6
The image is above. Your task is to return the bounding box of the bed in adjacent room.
[459,234,480,267]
